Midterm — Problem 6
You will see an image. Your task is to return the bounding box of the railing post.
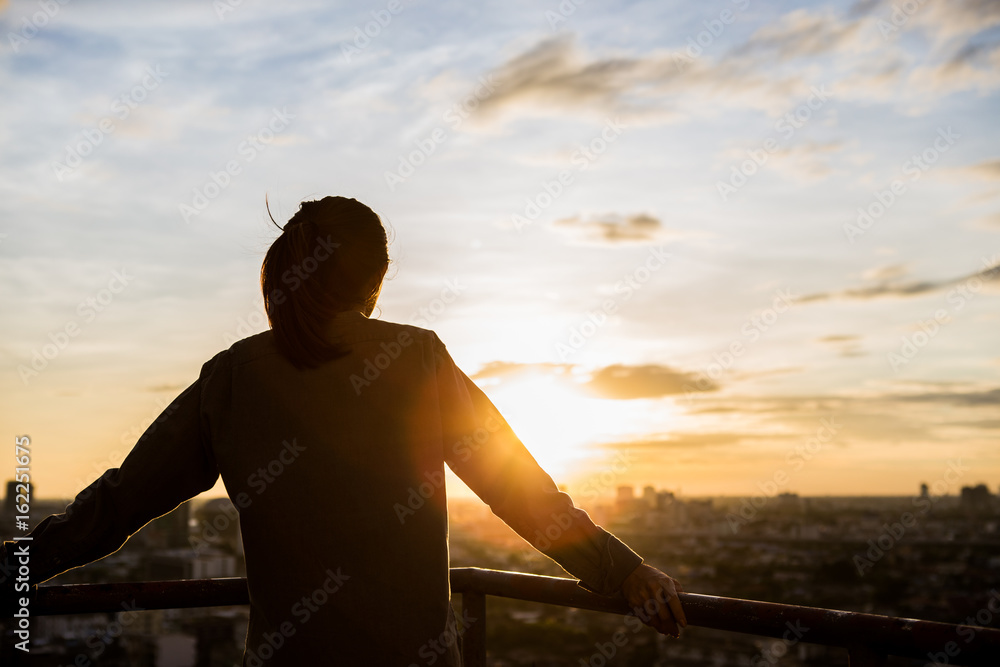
[848,644,888,666]
[461,591,487,667]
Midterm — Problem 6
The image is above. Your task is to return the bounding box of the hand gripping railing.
[15,568,1000,666]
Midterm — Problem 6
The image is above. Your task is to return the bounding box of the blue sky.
[1,0,998,501]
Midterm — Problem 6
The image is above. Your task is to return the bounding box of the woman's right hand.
[620,563,687,638]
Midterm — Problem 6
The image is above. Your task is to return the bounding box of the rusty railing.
[9,568,1000,666]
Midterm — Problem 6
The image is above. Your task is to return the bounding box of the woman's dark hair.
[261,196,389,369]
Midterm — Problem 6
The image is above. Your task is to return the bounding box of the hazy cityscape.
[2,480,998,666]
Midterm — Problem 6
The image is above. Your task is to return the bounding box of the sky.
[1,0,998,506]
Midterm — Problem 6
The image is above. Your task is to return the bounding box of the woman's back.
[210,311,459,664]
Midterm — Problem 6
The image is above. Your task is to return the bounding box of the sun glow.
[480,370,679,477]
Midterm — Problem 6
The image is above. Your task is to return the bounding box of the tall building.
[3,480,18,515]
[616,485,634,503]
[960,484,991,511]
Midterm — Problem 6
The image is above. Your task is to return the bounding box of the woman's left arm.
[0,350,229,599]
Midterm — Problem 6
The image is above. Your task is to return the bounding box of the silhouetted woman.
[1,196,686,665]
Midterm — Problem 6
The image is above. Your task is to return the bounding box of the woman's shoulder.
[356,315,443,348]
[215,317,448,367]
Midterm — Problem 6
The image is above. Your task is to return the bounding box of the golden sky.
[1,0,998,505]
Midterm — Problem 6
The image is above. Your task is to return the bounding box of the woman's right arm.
[432,336,686,635]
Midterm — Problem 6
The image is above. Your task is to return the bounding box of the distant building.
[143,500,192,549]
[3,480,19,515]
[960,484,992,511]
[656,490,676,511]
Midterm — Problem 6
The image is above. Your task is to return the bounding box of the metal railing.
[15,568,1000,666]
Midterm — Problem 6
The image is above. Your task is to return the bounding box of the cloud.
[676,384,1000,453]
[905,0,1000,44]
[471,361,572,380]
[908,41,1000,95]
[766,141,845,181]
[817,335,860,343]
[897,387,1000,407]
[474,29,836,123]
[734,9,866,62]
[687,385,1000,416]
[147,383,188,393]
[816,334,865,357]
[963,158,1000,181]
[475,36,655,120]
[598,431,786,451]
[550,212,681,245]
[582,364,718,399]
[861,263,909,282]
[471,361,716,399]
[471,3,1000,128]
[798,261,1000,303]
[972,212,1000,230]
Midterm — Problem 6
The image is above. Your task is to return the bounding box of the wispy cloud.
[798,261,1000,303]
[471,361,573,380]
[897,387,1000,407]
[582,364,718,399]
[962,158,1000,181]
[598,431,787,451]
[472,361,717,399]
[733,8,866,62]
[550,212,681,245]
